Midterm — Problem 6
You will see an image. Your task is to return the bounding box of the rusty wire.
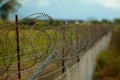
[0,13,113,80]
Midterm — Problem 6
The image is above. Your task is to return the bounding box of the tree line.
[0,0,120,25]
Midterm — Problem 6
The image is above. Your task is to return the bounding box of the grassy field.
[0,26,63,79]
[0,23,113,79]
[94,25,120,80]
[0,27,58,67]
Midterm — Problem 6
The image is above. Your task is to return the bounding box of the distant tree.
[114,18,120,24]
[51,20,63,26]
[0,0,20,20]
[89,20,100,24]
[101,19,111,24]
[101,19,108,23]
[87,17,100,24]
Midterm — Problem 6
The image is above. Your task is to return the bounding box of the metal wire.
[0,13,113,80]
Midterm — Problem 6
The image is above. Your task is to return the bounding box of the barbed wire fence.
[0,13,113,80]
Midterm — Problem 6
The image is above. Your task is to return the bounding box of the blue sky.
[14,0,120,20]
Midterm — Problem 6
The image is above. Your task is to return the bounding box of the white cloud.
[36,0,51,7]
[82,0,120,10]
[20,0,60,7]
[19,0,29,5]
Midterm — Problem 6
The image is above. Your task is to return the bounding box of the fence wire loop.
[0,13,113,80]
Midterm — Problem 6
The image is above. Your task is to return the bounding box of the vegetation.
[113,19,120,24]
[94,25,120,80]
[0,13,120,79]
[0,0,20,20]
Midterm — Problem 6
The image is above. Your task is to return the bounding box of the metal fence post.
[61,28,65,80]
[15,15,21,79]
[76,29,80,62]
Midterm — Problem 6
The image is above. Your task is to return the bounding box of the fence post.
[62,28,65,79]
[76,29,80,62]
[15,15,21,80]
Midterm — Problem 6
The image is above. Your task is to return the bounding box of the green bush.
[94,25,120,80]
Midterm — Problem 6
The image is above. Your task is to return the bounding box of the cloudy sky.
[16,0,120,20]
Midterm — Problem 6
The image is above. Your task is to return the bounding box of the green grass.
[0,24,113,79]
[94,25,120,80]
[0,26,66,71]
